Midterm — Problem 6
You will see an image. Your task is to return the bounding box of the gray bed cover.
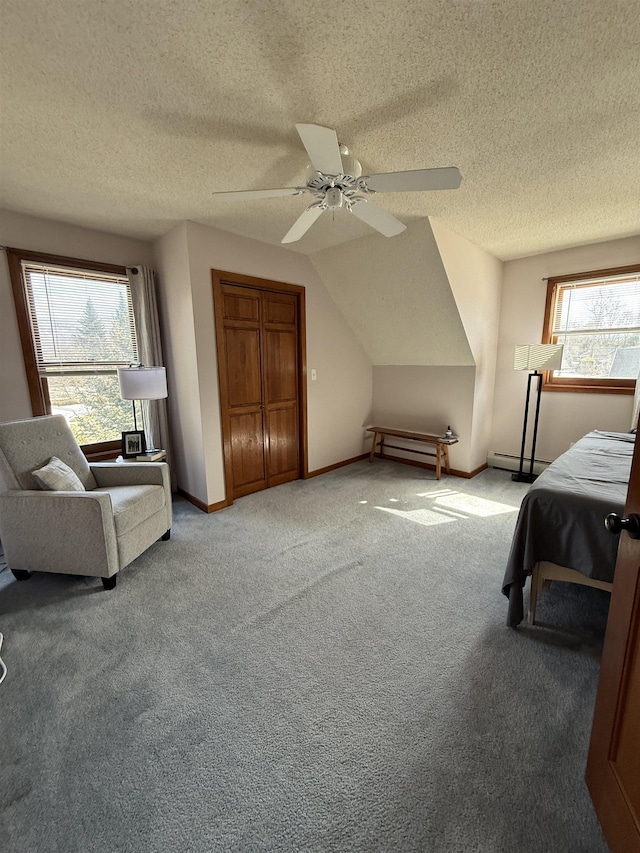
[502,430,635,627]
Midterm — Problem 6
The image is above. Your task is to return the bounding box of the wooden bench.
[366,426,458,479]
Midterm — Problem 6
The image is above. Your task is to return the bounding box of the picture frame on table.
[122,430,146,458]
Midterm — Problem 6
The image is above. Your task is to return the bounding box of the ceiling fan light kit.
[213,123,462,244]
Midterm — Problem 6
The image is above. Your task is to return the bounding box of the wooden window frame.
[6,247,131,460]
[541,263,640,395]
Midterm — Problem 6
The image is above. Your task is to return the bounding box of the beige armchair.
[0,415,172,590]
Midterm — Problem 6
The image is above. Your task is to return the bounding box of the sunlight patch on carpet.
[433,493,518,517]
[374,489,519,527]
[375,506,457,527]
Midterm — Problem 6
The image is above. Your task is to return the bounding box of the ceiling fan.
[213,124,462,244]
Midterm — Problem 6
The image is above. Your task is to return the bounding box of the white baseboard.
[487,451,550,475]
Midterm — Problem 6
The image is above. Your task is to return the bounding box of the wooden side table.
[116,452,166,463]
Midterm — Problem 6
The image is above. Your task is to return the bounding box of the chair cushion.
[32,456,86,492]
[92,484,166,536]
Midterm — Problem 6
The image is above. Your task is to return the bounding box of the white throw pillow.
[32,456,86,492]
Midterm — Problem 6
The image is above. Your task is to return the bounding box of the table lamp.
[118,365,167,453]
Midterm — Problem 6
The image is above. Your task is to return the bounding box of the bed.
[502,430,635,627]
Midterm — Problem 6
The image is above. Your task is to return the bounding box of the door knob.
[604,512,640,539]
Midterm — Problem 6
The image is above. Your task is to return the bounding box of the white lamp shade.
[118,366,167,400]
[514,344,564,371]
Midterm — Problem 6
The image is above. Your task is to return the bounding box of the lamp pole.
[512,344,563,484]
[513,370,543,484]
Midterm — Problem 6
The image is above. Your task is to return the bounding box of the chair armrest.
[0,490,118,576]
[90,462,169,489]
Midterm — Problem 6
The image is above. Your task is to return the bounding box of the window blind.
[22,263,138,375]
[552,273,640,337]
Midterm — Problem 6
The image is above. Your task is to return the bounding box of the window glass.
[22,263,140,445]
[46,375,138,444]
[552,278,640,379]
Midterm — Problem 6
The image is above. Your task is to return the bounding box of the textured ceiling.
[1,0,639,259]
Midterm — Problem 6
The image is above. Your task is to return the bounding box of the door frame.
[212,269,308,504]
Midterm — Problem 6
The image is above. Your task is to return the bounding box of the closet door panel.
[266,405,299,484]
[225,327,262,408]
[222,290,260,323]
[220,288,266,498]
[264,297,296,326]
[229,410,266,496]
[263,292,299,487]
[264,328,297,403]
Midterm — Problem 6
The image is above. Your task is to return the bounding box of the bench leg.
[369,432,379,462]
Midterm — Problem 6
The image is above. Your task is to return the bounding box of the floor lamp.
[512,344,564,483]
[118,365,168,453]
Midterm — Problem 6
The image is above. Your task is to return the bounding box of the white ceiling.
[1,0,639,259]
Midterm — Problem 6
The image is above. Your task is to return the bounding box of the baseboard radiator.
[487,451,550,476]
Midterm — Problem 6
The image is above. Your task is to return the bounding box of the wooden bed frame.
[527,561,614,625]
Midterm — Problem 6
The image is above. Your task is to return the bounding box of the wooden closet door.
[220,285,267,498]
[263,293,299,487]
[218,281,301,499]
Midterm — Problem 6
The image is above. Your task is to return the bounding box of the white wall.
[370,366,476,472]
[492,235,640,462]
[0,209,154,424]
[153,221,372,506]
[310,219,474,366]
[153,222,208,501]
[431,218,503,471]
[311,217,485,474]
[311,217,504,474]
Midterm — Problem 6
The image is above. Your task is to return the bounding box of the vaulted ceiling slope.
[1,1,638,259]
[311,219,474,366]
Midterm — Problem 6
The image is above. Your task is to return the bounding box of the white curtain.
[127,266,174,483]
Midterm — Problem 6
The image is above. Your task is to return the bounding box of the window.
[542,264,640,393]
[7,248,140,455]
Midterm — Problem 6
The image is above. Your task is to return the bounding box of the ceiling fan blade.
[366,166,462,193]
[213,187,303,200]
[281,205,324,244]
[349,201,406,237]
[295,124,344,175]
